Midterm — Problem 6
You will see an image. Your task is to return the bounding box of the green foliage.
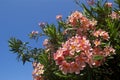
[43,24,64,45]
[8,37,44,64]
[93,55,104,60]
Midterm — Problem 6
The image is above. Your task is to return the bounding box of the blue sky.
[0,0,79,80]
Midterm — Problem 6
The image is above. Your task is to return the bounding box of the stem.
[119,4,120,10]
[87,65,92,80]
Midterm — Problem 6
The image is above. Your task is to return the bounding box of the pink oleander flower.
[94,39,101,46]
[92,45,115,66]
[67,11,83,27]
[104,46,115,56]
[54,35,92,74]
[67,11,95,31]
[89,19,97,28]
[87,0,95,5]
[91,47,105,66]
[109,11,120,19]
[93,29,110,40]
[59,61,70,74]
[93,47,104,57]
[31,31,39,35]
[54,32,115,74]
[101,32,110,40]
[93,29,102,37]
[33,76,44,80]
[56,15,62,20]
[105,2,112,7]
[32,62,44,80]
[69,62,81,74]
[38,22,46,28]
[43,39,49,47]
[43,39,54,52]
[92,60,104,67]
[33,62,37,68]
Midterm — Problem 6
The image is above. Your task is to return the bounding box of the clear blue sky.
[0,0,79,80]
[0,0,113,80]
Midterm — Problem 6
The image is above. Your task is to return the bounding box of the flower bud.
[105,2,112,7]
[56,15,62,20]
[38,22,45,28]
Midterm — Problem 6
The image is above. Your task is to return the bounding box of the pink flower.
[38,22,45,28]
[55,56,65,65]
[87,0,95,5]
[43,39,49,47]
[94,39,101,46]
[105,2,112,7]
[93,60,103,67]
[31,31,39,35]
[54,35,92,74]
[89,19,97,29]
[32,62,44,80]
[93,29,102,37]
[104,46,115,56]
[110,11,120,19]
[93,29,110,40]
[75,54,86,69]
[56,15,62,20]
[93,47,101,55]
[70,62,80,74]
[33,76,44,80]
[102,32,110,40]
[67,11,83,27]
[67,11,95,32]
[32,62,37,68]
[59,61,70,74]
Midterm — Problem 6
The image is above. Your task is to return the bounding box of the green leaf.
[54,71,72,78]
[93,55,104,60]
[81,3,95,18]
[38,53,48,67]
[8,37,23,53]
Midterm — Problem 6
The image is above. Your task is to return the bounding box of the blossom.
[67,11,83,27]
[87,0,95,5]
[70,62,81,74]
[93,29,110,40]
[54,35,92,74]
[67,11,96,31]
[94,39,101,46]
[89,19,97,29]
[31,31,39,37]
[59,61,70,74]
[93,29,101,37]
[32,62,44,80]
[109,11,120,19]
[43,39,49,47]
[101,32,110,40]
[55,54,65,65]
[33,76,44,80]
[105,2,112,7]
[104,46,115,56]
[43,39,55,52]
[38,22,46,28]
[91,45,115,66]
[56,15,62,20]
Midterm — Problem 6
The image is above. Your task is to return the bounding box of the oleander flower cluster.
[53,10,115,75]
[30,8,117,79]
[54,35,92,74]
[67,11,97,31]
[32,62,44,80]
